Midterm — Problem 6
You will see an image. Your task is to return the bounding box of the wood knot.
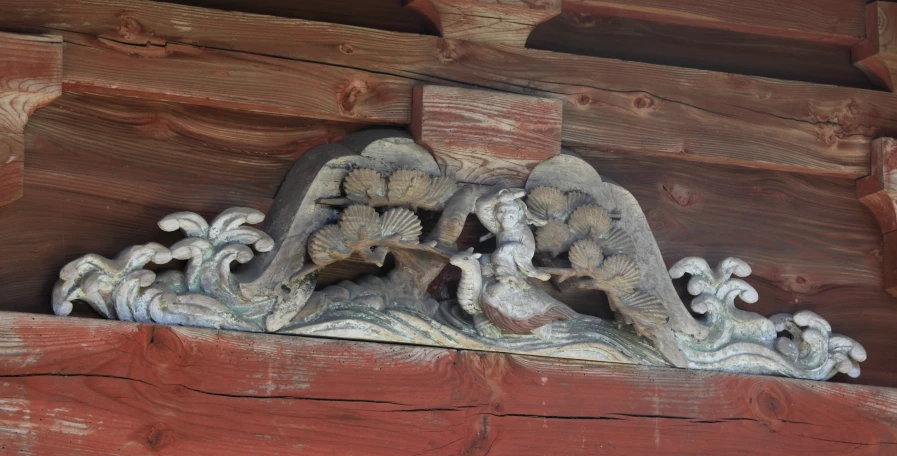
[144,325,186,367]
[339,43,355,55]
[571,92,593,107]
[818,124,842,146]
[661,181,697,207]
[118,16,145,41]
[436,38,461,63]
[632,94,656,110]
[146,423,172,450]
[338,79,370,114]
[747,384,789,431]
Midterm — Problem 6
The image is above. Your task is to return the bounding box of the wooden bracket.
[0,32,62,206]
[411,85,562,185]
[852,2,897,91]
[858,138,897,297]
[405,0,561,47]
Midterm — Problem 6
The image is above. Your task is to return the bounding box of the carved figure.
[48,129,867,381]
[474,188,550,285]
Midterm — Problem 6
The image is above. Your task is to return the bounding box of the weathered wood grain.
[59,33,412,124]
[0,0,886,176]
[563,0,866,46]
[406,0,560,47]
[412,85,562,184]
[1,312,896,454]
[0,32,61,206]
[853,2,897,92]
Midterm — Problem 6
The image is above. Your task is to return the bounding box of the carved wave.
[669,257,867,380]
[277,296,668,366]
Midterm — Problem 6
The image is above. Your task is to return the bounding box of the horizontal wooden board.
[562,0,866,46]
[1,312,896,454]
[60,33,413,123]
[0,0,887,176]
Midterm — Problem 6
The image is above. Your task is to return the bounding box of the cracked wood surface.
[0,32,62,207]
[1,312,896,454]
[0,0,890,177]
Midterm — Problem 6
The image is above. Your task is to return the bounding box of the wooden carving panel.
[412,85,562,185]
[0,32,62,206]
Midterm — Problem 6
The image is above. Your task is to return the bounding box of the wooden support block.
[857,138,897,298]
[885,231,897,298]
[2,312,897,454]
[858,138,897,233]
[852,2,897,92]
[0,32,62,206]
[406,0,561,47]
[412,85,562,185]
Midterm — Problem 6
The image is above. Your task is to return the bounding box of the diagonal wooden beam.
[0,32,62,207]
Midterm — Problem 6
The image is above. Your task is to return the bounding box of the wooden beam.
[0,0,887,177]
[853,2,897,92]
[0,32,61,206]
[1,312,896,454]
[412,85,562,184]
[60,33,412,124]
[563,0,866,46]
[405,0,561,47]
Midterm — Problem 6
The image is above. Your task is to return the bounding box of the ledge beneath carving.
[52,129,866,381]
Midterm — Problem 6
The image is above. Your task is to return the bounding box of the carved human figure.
[474,188,550,285]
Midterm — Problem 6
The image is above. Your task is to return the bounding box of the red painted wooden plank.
[1,312,896,454]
